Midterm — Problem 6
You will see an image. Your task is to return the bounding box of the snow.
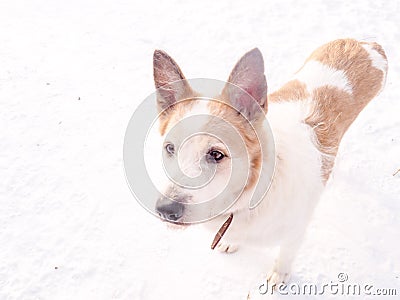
[1,0,399,299]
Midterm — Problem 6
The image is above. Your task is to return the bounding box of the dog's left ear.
[153,50,193,111]
[223,48,268,121]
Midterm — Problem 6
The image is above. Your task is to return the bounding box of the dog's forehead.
[161,98,222,137]
[186,98,210,115]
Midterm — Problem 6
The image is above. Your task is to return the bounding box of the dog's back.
[269,39,388,180]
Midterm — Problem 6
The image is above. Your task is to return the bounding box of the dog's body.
[152,39,387,285]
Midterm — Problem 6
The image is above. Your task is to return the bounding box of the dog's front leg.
[267,241,302,285]
[267,236,304,286]
[246,239,302,300]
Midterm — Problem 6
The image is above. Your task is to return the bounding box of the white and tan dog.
[152,39,387,285]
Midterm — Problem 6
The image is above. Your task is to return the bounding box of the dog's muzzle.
[155,195,185,222]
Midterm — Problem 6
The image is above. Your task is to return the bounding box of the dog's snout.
[155,197,184,222]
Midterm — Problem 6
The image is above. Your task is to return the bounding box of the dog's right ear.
[222,48,268,122]
[153,50,192,111]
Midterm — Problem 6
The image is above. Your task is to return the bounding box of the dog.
[152,39,387,286]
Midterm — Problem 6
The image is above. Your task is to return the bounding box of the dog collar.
[211,213,234,250]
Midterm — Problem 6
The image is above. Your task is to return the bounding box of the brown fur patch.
[305,86,353,180]
[269,80,309,102]
[270,39,387,181]
[304,39,387,180]
[307,39,385,104]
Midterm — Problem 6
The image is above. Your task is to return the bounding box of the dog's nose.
[155,197,184,222]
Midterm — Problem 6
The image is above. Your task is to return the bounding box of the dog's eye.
[208,150,225,162]
[165,143,175,155]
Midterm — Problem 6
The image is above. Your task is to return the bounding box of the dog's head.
[152,49,269,224]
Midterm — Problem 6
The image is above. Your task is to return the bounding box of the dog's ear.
[153,50,192,111]
[223,48,268,121]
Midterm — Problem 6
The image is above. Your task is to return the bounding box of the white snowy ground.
[1,0,399,299]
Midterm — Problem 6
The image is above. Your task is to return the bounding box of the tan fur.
[307,39,386,102]
[269,80,309,102]
[271,39,387,180]
[305,86,354,180]
[207,100,264,190]
[158,99,196,136]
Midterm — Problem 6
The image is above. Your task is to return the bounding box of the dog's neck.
[238,99,324,216]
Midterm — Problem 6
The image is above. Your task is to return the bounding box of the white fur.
[182,98,210,118]
[294,60,353,94]
[362,43,388,94]
[362,44,388,74]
